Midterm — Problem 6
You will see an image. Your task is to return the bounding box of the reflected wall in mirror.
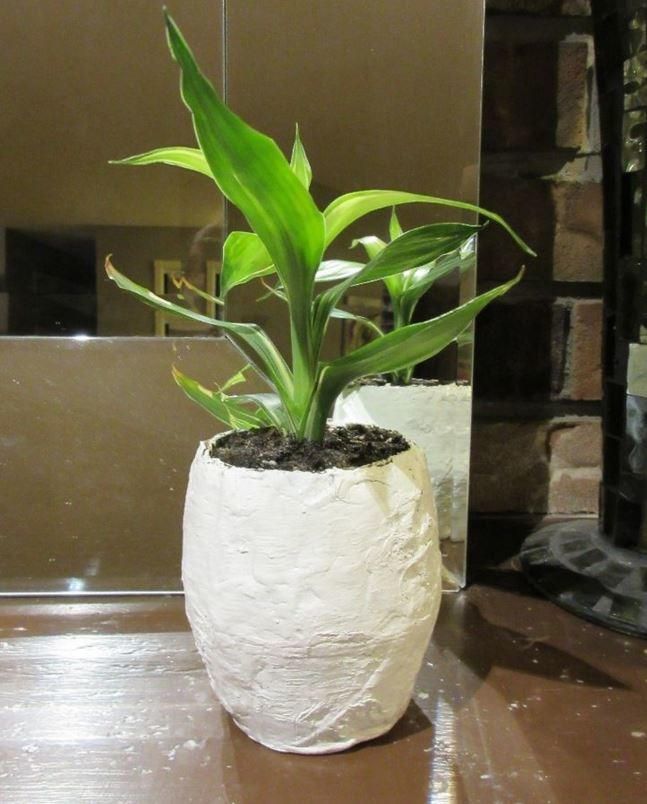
[0,0,223,337]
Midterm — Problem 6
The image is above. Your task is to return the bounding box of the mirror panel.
[0,337,254,594]
[0,0,484,594]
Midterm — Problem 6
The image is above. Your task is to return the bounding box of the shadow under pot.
[181,429,442,754]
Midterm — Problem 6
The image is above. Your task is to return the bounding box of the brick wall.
[471,0,603,516]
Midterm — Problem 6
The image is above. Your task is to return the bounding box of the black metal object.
[520,0,647,637]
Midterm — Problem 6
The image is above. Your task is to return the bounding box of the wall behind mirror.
[0,0,485,595]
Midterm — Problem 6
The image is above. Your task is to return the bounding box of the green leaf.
[259,279,288,303]
[323,189,536,256]
[290,125,312,189]
[220,231,273,297]
[164,12,325,302]
[396,237,477,325]
[218,129,314,296]
[235,391,292,431]
[351,235,387,261]
[172,366,268,429]
[329,307,384,338]
[110,146,212,177]
[347,223,480,289]
[105,256,294,405]
[218,364,253,393]
[316,269,524,408]
[389,208,403,241]
[314,260,365,283]
[171,273,224,307]
[311,223,480,361]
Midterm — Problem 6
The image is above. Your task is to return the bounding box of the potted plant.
[331,213,480,544]
[106,11,533,754]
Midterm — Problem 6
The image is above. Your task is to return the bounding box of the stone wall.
[471,0,603,516]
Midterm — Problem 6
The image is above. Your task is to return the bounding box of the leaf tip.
[104,254,116,278]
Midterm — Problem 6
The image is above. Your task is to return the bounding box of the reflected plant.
[326,208,479,385]
[106,11,534,442]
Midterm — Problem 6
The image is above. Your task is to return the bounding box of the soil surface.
[356,376,469,387]
[210,424,409,472]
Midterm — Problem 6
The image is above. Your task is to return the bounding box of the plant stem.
[288,286,318,437]
[388,302,414,386]
[300,379,330,442]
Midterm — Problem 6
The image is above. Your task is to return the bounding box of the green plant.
[325,208,479,385]
[106,11,534,443]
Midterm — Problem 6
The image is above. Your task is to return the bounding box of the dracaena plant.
[106,11,534,443]
[324,207,480,386]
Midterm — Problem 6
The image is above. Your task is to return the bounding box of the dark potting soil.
[210,424,409,472]
[355,375,469,387]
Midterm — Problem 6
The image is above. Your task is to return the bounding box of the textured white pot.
[182,433,441,754]
[333,383,472,542]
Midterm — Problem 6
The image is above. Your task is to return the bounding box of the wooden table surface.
[0,570,645,803]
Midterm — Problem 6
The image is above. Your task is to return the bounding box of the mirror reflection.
[0,0,485,594]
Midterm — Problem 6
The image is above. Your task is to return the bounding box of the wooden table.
[1,570,645,803]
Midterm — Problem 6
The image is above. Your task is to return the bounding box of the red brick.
[548,468,600,513]
[557,40,590,149]
[479,176,553,282]
[471,421,551,513]
[552,182,603,281]
[483,41,559,152]
[474,298,568,399]
[549,418,602,468]
[568,299,602,399]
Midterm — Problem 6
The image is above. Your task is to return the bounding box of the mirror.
[0,0,484,595]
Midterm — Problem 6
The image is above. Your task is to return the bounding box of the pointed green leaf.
[220,231,274,297]
[171,273,224,307]
[172,366,268,429]
[235,391,293,431]
[317,270,524,406]
[314,223,479,331]
[389,208,403,241]
[164,12,325,300]
[218,364,253,393]
[352,235,387,261]
[217,128,314,296]
[314,260,365,283]
[259,280,288,303]
[311,223,480,360]
[290,125,312,189]
[106,257,294,404]
[347,223,480,289]
[329,307,384,338]
[397,238,476,323]
[323,189,536,256]
[110,146,213,177]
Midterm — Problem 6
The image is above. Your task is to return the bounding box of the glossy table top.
[0,571,645,803]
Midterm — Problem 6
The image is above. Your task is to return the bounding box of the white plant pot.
[182,433,441,754]
[333,383,472,543]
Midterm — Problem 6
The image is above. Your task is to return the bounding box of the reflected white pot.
[333,383,472,543]
[182,433,441,754]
